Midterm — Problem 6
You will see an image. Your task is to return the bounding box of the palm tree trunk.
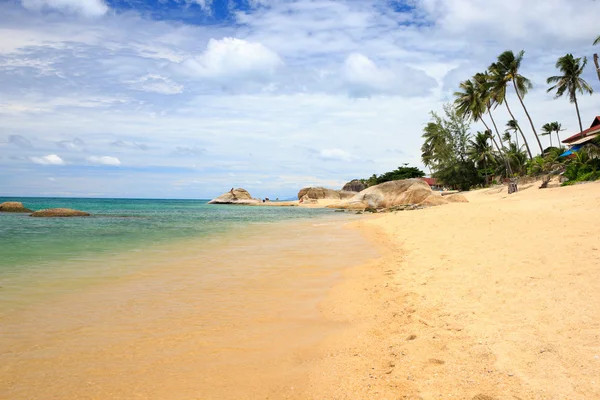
[594,53,600,82]
[549,134,552,148]
[556,130,561,148]
[482,118,513,177]
[487,108,505,150]
[574,94,583,133]
[513,78,544,154]
[504,101,533,159]
[484,159,488,187]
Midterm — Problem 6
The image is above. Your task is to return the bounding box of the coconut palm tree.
[421,119,448,171]
[491,50,543,154]
[489,63,533,159]
[594,37,600,82]
[454,78,503,154]
[541,123,554,148]
[473,72,506,149]
[502,131,512,145]
[547,54,594,133]
[550,121,564,148]
[505,119,519,149]
[468,131,494,186]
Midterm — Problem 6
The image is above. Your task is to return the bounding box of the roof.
[562,116,600,144]
[419,177,438,186]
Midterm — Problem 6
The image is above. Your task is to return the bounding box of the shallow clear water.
[0,197,335,274]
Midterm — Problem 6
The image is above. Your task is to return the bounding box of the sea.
[0,196,377,399]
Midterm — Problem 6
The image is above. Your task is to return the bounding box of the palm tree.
[541,123,554,148]
[468,131,494,186]
[547,54,594,133]
[502,131,512,144]
[473,72,507,150]
[594,37,600,82]
[489,63,533,159]
[454,78,503,154]
[421,119,448,171]
[492,50,543,154]
[505,142,528,176]
[550,122,564,148]
[595,36,600,45]
[505,119,519,148]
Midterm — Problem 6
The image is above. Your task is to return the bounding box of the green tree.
[594,36,600,82]
[489,63,533,159]
[421,104,482,190]
[541,123,554,148]
[374,166,425,184]
[505,142,528,176]
[468,131,495,186]
[491,50,543,154]
[546,122,565,148]
[505,119,519,148]
[547,54,594,133]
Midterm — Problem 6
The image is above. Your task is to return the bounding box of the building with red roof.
[562,116,600,146]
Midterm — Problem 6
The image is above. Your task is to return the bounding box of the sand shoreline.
[306,180,600,399]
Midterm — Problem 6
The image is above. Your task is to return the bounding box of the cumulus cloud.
[342,53,436,98]
[128,75,184,95]
[20,0,109,17]
[8,135,33,148]
[181,38,283,83]
[31,154,65,165]
[87,155,121,166]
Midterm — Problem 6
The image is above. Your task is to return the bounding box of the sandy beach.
[2,181,600,399]
[306,180,600,399]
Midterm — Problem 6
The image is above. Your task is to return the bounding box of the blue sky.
[1,0,599,198]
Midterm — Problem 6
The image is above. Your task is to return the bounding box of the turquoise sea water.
[0,197,335,275]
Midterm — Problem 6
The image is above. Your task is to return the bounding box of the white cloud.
[128,75,184,95]
[87,155,121,166]
[30,154,65,165]
[181,37,283,83]
[20,0,109,17]
[318,148,355,162]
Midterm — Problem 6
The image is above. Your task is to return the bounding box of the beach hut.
[561,116,600,156]
[419,177,442,190]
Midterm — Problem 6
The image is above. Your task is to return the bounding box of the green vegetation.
[546,54,594,132]
[419,42,600,191]
[362,165,425,187]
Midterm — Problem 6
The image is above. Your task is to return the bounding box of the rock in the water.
[445,193,469,203]
[31,208,90,217]
[336,179,433,209]
[208,188,261,205]
[0,201,33,213]
[341,179,366,192]
[297,187,341,200]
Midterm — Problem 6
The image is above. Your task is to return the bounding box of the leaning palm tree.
[541,123,554,148]
[550,121,564,148]
[547,54,594,132]
[502,131,512,144]
[492,50,543,154]
[505,119,519,149]
[468,131,494,186]
[594,36,600,82]
[489,63,533,159]
[454,78,503,154]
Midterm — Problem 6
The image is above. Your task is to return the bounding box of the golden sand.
[3,181,600,399]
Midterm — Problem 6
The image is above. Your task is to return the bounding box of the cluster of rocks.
[207,188,263,205]
[0,202,90,217]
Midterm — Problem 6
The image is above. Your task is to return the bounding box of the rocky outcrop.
[445,194,469,203]
[341,179,366,192]
[0,201,33,213]
[31,208,90,217]
[208,188,261,205]
[338,190,356,200]
[297,187,341,200]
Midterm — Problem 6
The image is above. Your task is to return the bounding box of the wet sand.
[0,216,377,400]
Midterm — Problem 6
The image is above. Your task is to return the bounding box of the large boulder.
[445,193,469,203]
[334,179,434,209]
[297,187,341,200]
[208,188,261,205]
[0,201,33,213]
[341,179,366,192]
[31,208,90,217]
[338,190,356,200]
